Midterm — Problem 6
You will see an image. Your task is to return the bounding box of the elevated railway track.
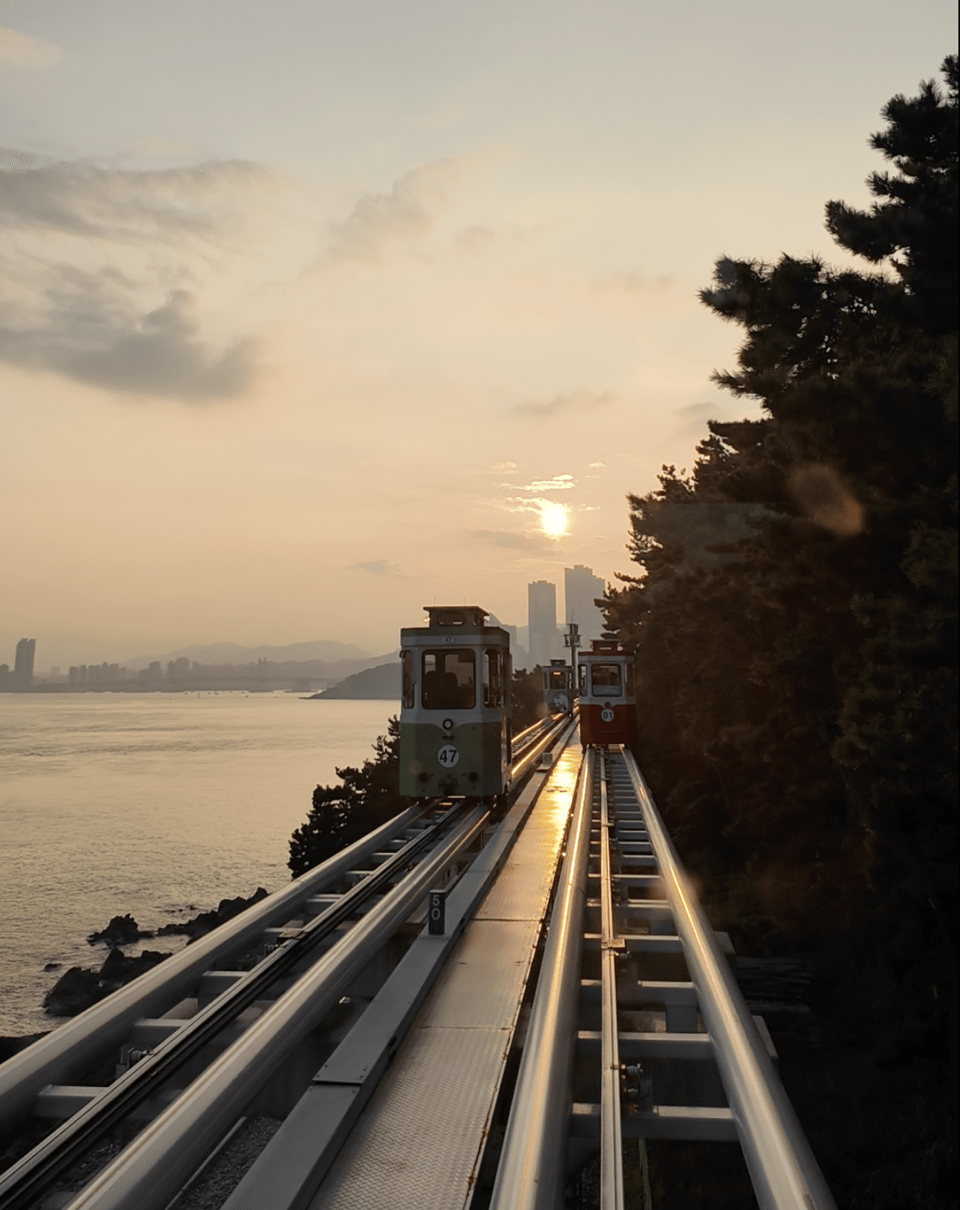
[0,718,835,1210]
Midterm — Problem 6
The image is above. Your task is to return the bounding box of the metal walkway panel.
[309,746,580,1210]
[472,821,562,920]
[308,924,537,1210]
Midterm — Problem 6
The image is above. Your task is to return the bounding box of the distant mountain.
[123,640,371,670]
[312,662,400,700]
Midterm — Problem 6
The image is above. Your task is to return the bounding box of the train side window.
[401,651,415,709]
[422,650,476,709]
[591,663,623,697]
[578,664,586,693]
[483,649,505,708]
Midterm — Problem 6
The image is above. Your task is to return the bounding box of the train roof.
[402,606,508,639]
[582,638,631,656]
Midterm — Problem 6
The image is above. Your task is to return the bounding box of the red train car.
[578,639,636,747]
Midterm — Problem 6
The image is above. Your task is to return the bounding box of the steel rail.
[598,753,625,1210]
[0,717,568,1210]
[0,801,466,1210]
[512,714,558,750]
[510,714,569,783]
[63,805,491,1210]
[488,747,594,1210]
[0,719,563,1132]
[620,749,837,1210]
[220,719,579,1210]
[0,803,426,1136]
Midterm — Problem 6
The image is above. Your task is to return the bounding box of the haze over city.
[2,1,954,671]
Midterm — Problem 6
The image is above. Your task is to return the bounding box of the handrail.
[489,747,594,1210]
[620,749,836,1210]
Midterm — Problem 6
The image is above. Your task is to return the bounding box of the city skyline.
[2,4,953,668]
[3,562,607,682]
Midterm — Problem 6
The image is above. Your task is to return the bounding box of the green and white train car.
[399,606,512,798]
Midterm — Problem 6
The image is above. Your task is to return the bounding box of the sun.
[540,502,569,537]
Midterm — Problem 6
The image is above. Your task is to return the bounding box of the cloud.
[130,137,195,160]
[0,26,62,69]
[0,153,270,400]
[593,271,673,294]
[0,287,259,401]
[512,389,615,419]
[352,559,403,576]
[671,401,723,436]
[519,475,575,492]
[0,155,266,241]
[470,529,550,552]
[455,225,496,252]
[328,159,462,259]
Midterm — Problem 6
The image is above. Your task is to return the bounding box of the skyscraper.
[527,580,557,668]
[13,638,36,691]
[564,565,606,640]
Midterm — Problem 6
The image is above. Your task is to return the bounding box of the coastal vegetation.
[602,56,957,1206]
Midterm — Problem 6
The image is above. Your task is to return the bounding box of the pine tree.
[288,717,407,876]
[604,58,957,1202]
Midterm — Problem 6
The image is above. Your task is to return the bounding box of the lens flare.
[541,502,568,537]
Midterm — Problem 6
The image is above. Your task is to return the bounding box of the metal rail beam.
[219,737,574,1210]
[60,806,492,1210]
[598,753,625,1210]
[619,749,836,1210]
[0,801,469,1210]
[488,747,595,1210]
[0,805,425,1136]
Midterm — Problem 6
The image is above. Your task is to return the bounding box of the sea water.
[0,693,398,1036]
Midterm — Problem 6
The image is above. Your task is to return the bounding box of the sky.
[1,0,956,670]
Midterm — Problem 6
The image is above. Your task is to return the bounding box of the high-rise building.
[563,565,606,641]
[527,580,557,667]
[13,638,36,691]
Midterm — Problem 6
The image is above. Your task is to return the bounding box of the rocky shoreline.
[0,889,270,1053]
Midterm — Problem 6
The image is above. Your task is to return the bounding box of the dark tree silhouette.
[289,717,407,877]
[604,56,957,1207]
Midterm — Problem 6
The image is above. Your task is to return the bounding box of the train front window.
[483,649,504,707]
[591,663,623,697]
[401,651,415,708]
[625,662,634,695]
[422,650,476,709]
[549,669,566,689]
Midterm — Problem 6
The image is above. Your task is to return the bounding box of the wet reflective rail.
[0,727,836,1210]
[491,745,837,1210]
[0,716,570,1210]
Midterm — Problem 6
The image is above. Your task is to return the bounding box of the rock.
[44,967,105,1017]
[158,910,220,939]
[43,962,61,972]
[216,888,268,922]
[87,914,142,946]
[157,888,269,942]
[98,948,171,990]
